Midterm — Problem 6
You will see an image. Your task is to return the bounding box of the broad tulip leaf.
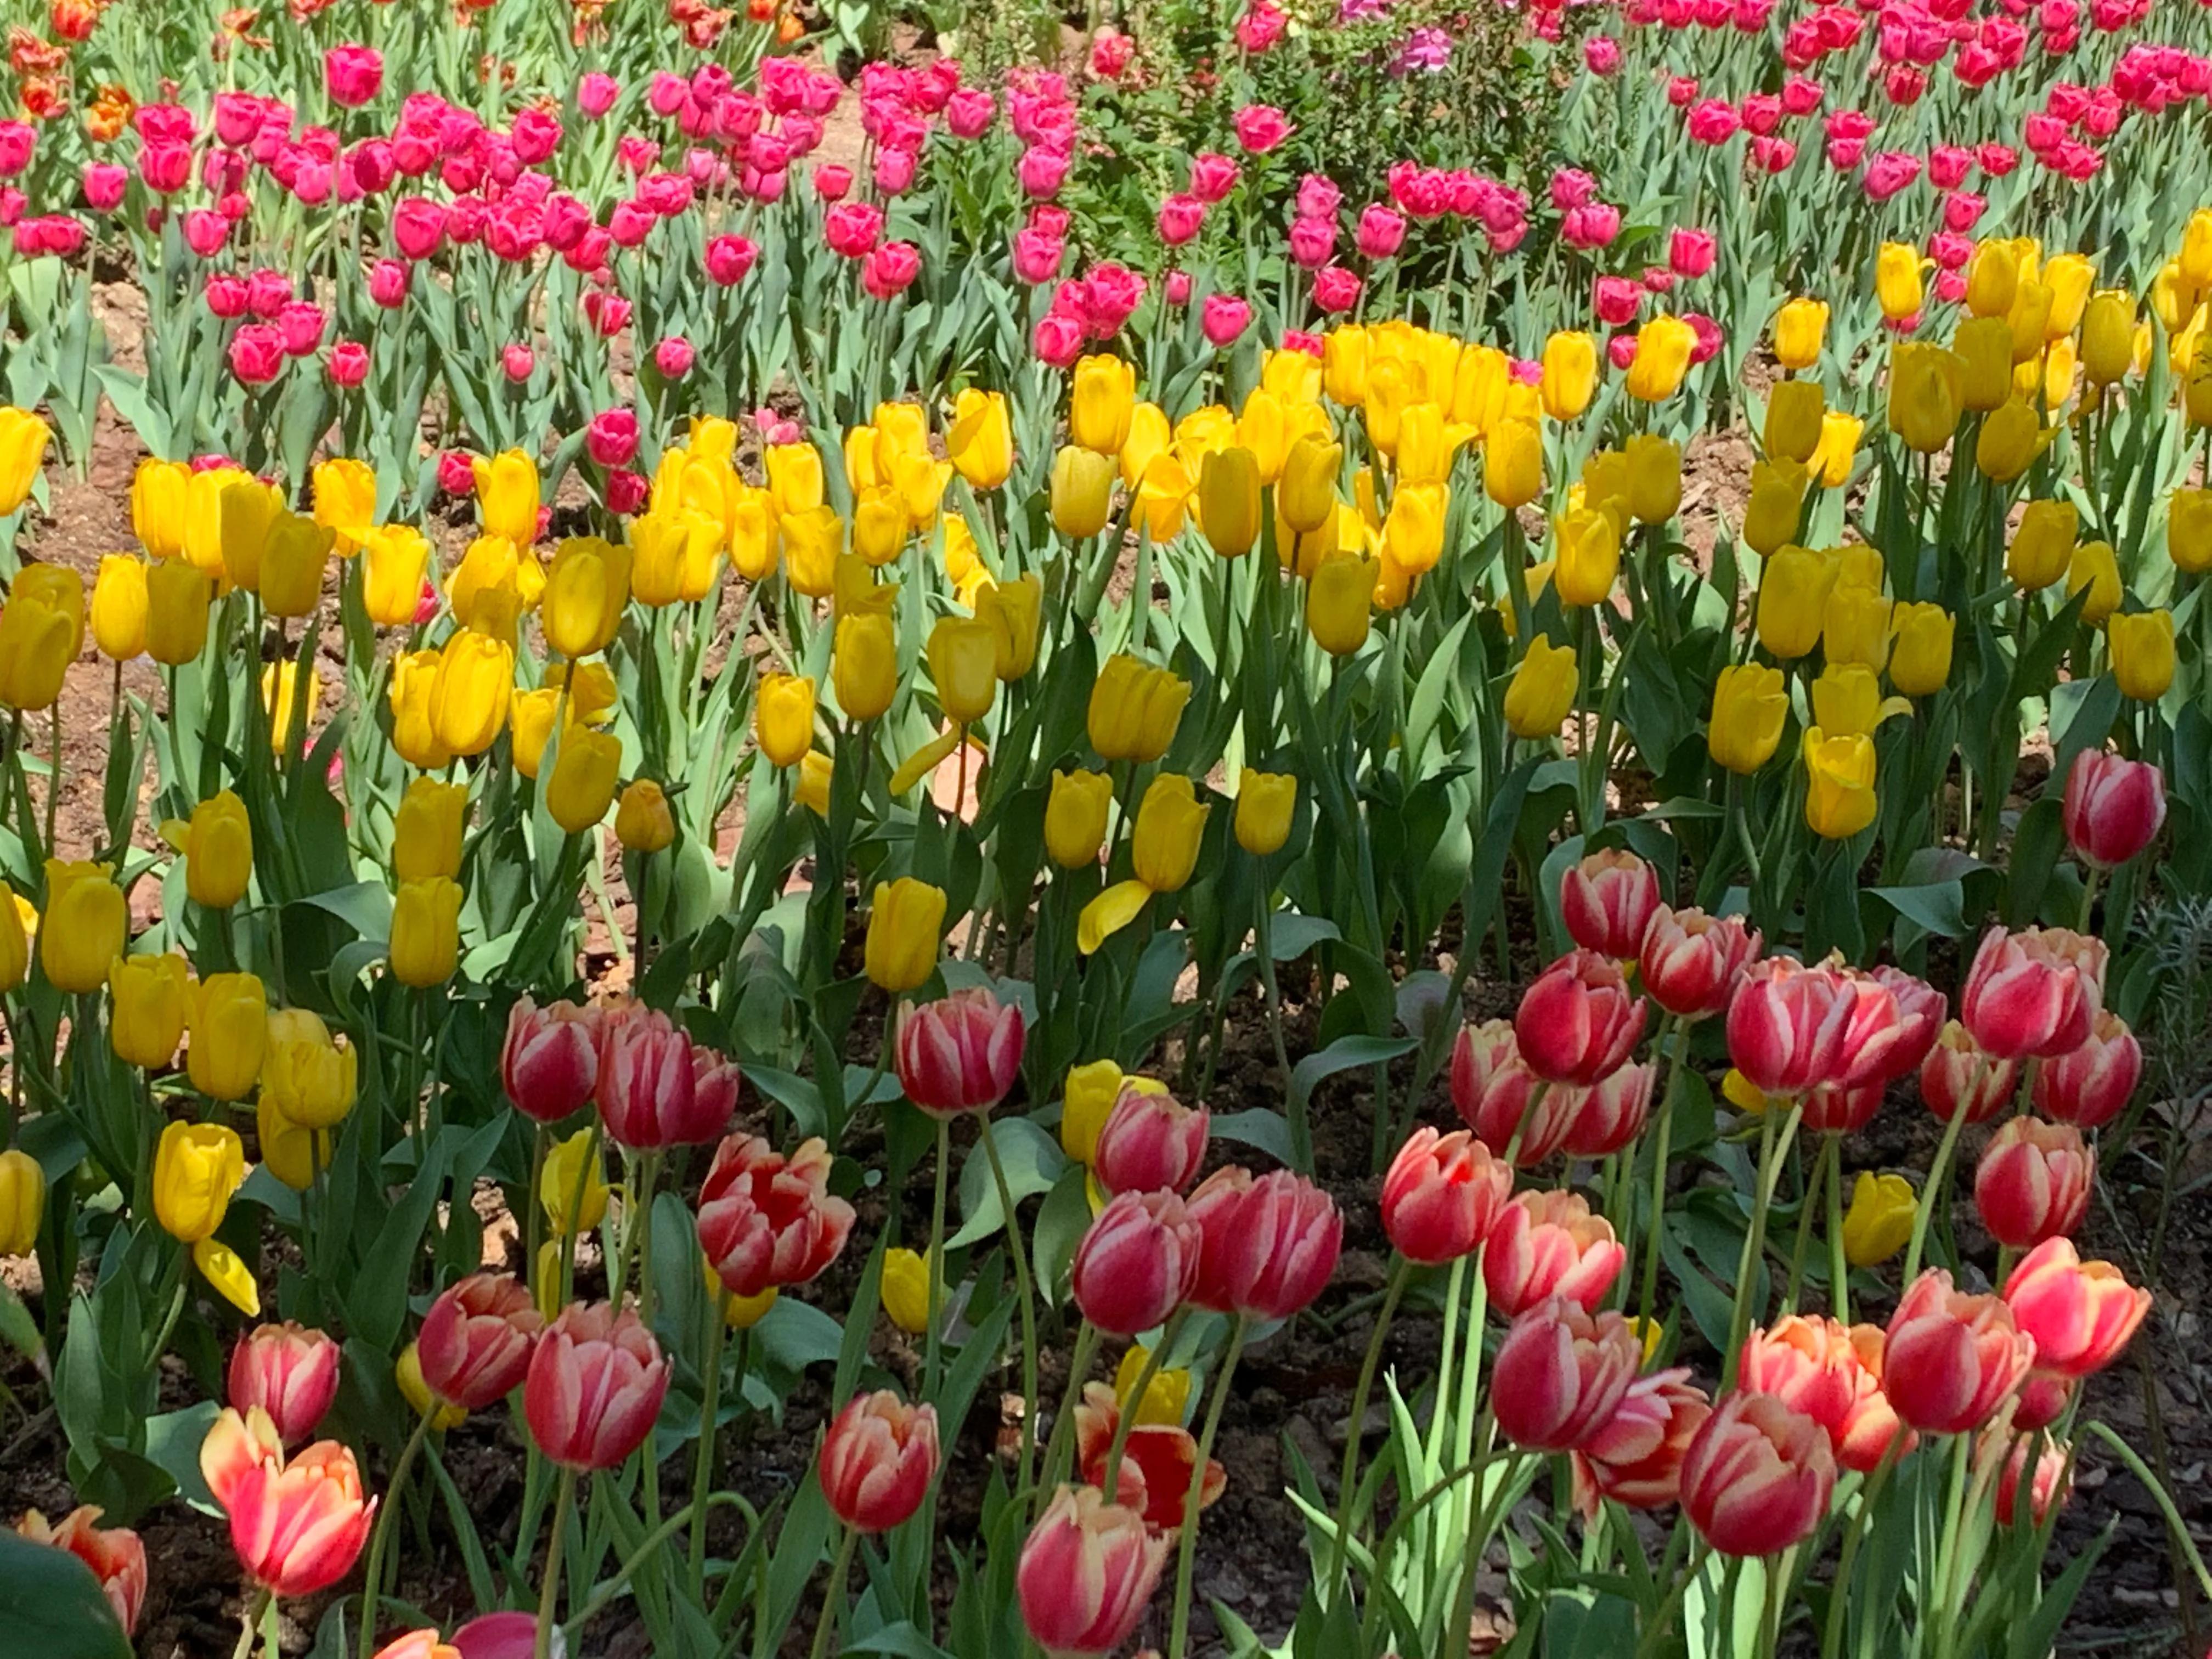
[0,1530,134,1659]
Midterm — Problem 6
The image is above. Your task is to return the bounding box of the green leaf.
[949,1119,1064,1249]
[1210,1108,1296,1165]
[0,1528,135,1658]
[143,1400,222,1515]
[1289,1035,1417,1131]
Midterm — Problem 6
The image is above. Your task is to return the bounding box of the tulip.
[1802,726,1877,839]
[1276,433,1340,536]
[1017,1487,1167,1657]
[1725,955,1857,1098]
[1772,298,1828,370]
[1184,1166,1342,1319]
[1697,663,1786,776]
[1233,770,1295,857]
[1888,343,1965,453]
[2001,1237,2150,1378]
[1624,315,1697,400]
[499,996,599,1125]
[1072,1189,1203,1335]
[1640,901,1760,1018]
[627,510,718,607]
[1976,399,2045,484]
[90,556,149,661]
[1954,317,2015,412]
[1486,1189,1625,1317]
[37,860,122,995]
[522,1302,670,1471]
[0,407,50,515]
[1071,1380,1223,1532]
[696,1133,856,1297]
[1560,849,1661,961]
[359,524,431,628]
[946,389,1013,490]
[2170,487,2212,573]
[2066,539,2120,625]
[613,779,674,856]
[1573,1370,1711,1515]
[1990,1431,2071,1529]
[1961,926,2104,1059]
[1974,1116,2092,1249]
[386,877,460,989]
[546,728,621,834]
[142,558,213,667]
[305,458,374,557]
[228,1323,340,1445]
[1048,445,1115,540]
[129,459,189,559]
[14,1506,146,1634]
[2061,748,2164,870]
[895,988,1026,1117]
[1306,555,1376,656]
[1741,459,1808,557]
[1505,633,1577,738]
[1130,774,1209,894]
[170,790,253,910]
[2108,609,2175,701]
[597,1007,740,1148]
[1888,602,1954,695]
[1875,242,1924,320]
[1763,380,1825,466]
[0,579,75,711]
[206,1423,374,1597]
[1881,1269,2034,1433]
[393,778,467,883]
[413,1273,543,1415]
[0,1147,45,1255]
[2007,499,2075,590]
[1492,1296,1641,1452]
[976,574,1042,682]
[153,1120,246,1243]
[1680,1392,1835,1555]
[1917,1019,2016,1127]
[394,1344,467,1435]
[926,615,998,727]
[262,1006,357,1130]
[1070,355,1137,454]
[820,1390,940,1535]
[1093,1084,1209,1196]
[1751,544,1832,660]
[539,1127,608,1237]
[1044,769,1113,869]
[2081,290,2135,386]
[1540,330,1596,420]
[2032,1008,2138,1131]
[108,952,190,1070]
[865,877,946,994]
[1088,656,1190,764]
[1514,950,1646,1086]
[541,536,629,658]
[471,449,539,548]
[1449,1019,1576,1164]
[258,512,334,620]
[1842,1172,1917,1266]
[1377,1127,1511,1266]
[1482,415,1542,511]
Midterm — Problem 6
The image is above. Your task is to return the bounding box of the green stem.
[1821,1448,1898,1659]
[1098,1309,1187,1503]
[357,1406,436,1659]
[1637,1017,1690,1330]
[1928,1435,1972,1659]
[807,1527,860,1659]
[1900,1091,1973,1286]
[533,1468,577,1659]
[2084,1422,2212,1602]
[689,1288,732,1596]
[231,1587,271,1659]
[924,1118,950,1400]
[1826,1135,1850,1327]
[1039,1319,1104,1502]
[1785,1134,1827,1313]
[1325,1255,1411,1603]
[570,1498,739,1633]
[977,1114,1040,1496]
[1722,1104,1803,1391]
[1165,1315,1248,1659]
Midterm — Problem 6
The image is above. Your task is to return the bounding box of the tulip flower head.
[696,1132,856,1299]
[895,987,1026,1117]
[1680,1391,1835,1555]
[820,1390,940,1534]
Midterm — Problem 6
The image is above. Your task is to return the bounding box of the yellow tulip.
[393,778,467,883]
[1764,380,1826,466]
[1173,405,1237,473]
[1622,435,1681,525]
[731,487,781,581]
[2066,540,2120,624]
[540,1126,608,1236]
[881,1248,938,1336]
[131,459,191,560]
[152,1121,245,1243]
[2006,282,2053,364]
[1504,634,1578,738]
[1540,330,1596,420]
[109,952,190,1069]
[846,488,902,567]
[1772,299,1829,371]
[1951,316,2013,414]
[1131,775,1209,893]
[218,477,283,593]
[1624,316,1697,401]
[1088,656,1189,763]
[1803,726,1877,839]
[1842,1172,1917,1267]
[396,1342,469,1430]
[1045,768,1113,869]
[1058,1060,1124,1164]
[1484,417,1543,512]
[428,632,514,758]
[1810,413,1863,490]
[1234,771,1296,857]
[975,573,1042,680]
[1262,346,1323,405]
[1070,354,1137,455]
[542,537,630,659]
[1709,663,1788,774]
[390,876,462,986]
[754,672,817,768]
[1235,388,1289,484]
[311,457,376,556]
[1821,584,1892,672]
[181,465,244,579]
[354,523,427,627]
[1976,399,2045,483]
[1888,343,1965,453]
[186,972,267,1101]
[615,780,676,855]
[388,650,452,771]
[928,616,999,725]
[262,660,320,757]
[255,1098,322,1192]
[763,443,823,520]
[775,505,839,597]
[1809,664,1893,738]
[0,1148,45,1256]
[1965,240,2019,319]
[1552,507,1620,607]
[1323,326,1368,405]
[0,407,50,516]
[40,861,124,995]
[831,613,898,723]
[1889,603,1954,696]
[2168,487,2212,574]
[90,555,149,661]
[0,882,26,994]
[0,574,76,713]
[1308,554,1376,656]
[547,729,622,833]
[143,557,213,667]
[1383,482,1448,578]
[795,751,833,816]
[1278,433,1340,535]
[947,388,1014,490]
[1875,243,1925,321]
[2082,290,2135,386]
[628,510,719,607]
[262,1007,357,1130]
[1753,544,1836,660]
[176,790,253,909]
[1742,460,1808,557]
[258,512,334,620]
[2108,609,2175,701]
[472,449,539,548]
[1050,445,1117,539]
[865,877,946,992]
[1197,447,1262,558]
[1118,403,1171,495]
[1391,403,1461,487]
[2008,499,2076,591]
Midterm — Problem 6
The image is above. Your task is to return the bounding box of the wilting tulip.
[1514,950,1646,1085]
[1073,1382,1223,1532]
[696,1133,856,1298]
[1018,1487,1168,1657]
[416,1273,543,1410]
[1961,926,2104,1059]
[1073,1189,1203,1335]
[1486,1190,1624,1316]
[1560,849,1661,960]
[1094,1085,1208,1195]
[1680,1392,1835,1555]
[895,988,1026,1116]
[262,1008,357,1130]
[1184,1166,1341,1318]
[1639,907,1760,1019]
[1974,1117,2092,1249]
[1492,1296,1641,1451]
[865,877,946,994]
[0,1148,45,1256]
[207,1421,374,1597]
[108,953,190,1070]
[2062,749,2164,869]
[539,1128,608,1238]
[41,861,125,994]
[15,1506,146,1633]
[2001,1237,2150,1378]
[390,876,461,988]
[1573,1372,1709,1516]
[820,1390,940,1534]
[1842,1172,1917,1266]
[500,997,599,1124]
[598,1007,741,1148]
[228,1323,340,1444]
[1725,956,1855,1098]
[1380,1127,1511,1266]
[186,973,268,1101]
[523,1302,670,1471]
[1881,1269,2034,1434]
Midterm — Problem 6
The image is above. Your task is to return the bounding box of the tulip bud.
[1961,925,2105,1059]
[1492,1296,1642,1451]
[895,987,1025,1117]
[1974,1116,2092,1249]
[2066,539,2120,625]
[548,729,622,833]
[1504,633,1577,738]
[1044,769,1113,869]
[1017,1487,1168,1658]
[865,877,947,994]
[1882,1268,2034,1432]
[153,1120,246,1243]
[2108,608,2175,701]
[1680,1392,1835,1555]
[523,1302,670,1471]
[1485,417,1543,510]
[108,952,190,1070]
[175,789,253,910]
[0,1147,47,1255]
[390,876,462,987]
[228,1322,341,1444]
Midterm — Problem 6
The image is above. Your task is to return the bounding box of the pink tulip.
[229,325,287,385]
[325,46,384,109]
[1201,294,1252,347]
[864,241,921,300]
[1974,1116,2092,1249]
[704,233,758,285]
[2034,1009,2140,1128]
[697,1132,855,1297]
[1188,151,1240,203]
[1355,204,1407,261]
[585,408,637,467]
[82,162,127,212]
[1917,1020,2017,1125]
[1725,956,1855,1097]
[15,1506,146,1633]
[894,988,1025,1118]
[1231,104,1291,154]
[577,73,619,118]
[1093,1085,1209,1195]
[1560,848,1662,960]
[820,1390,939,1534]
[227,1323,340,1445]
[1449,1018,1578,1164]
[1072,1189,1203,1335]
[1492,1296,1641,1452]
[1679,1392,1835,1555]
[1312,264,1362,313]
[1638,907,1760,1019]
[416,1273,543,1410]
[1961,926,2106,1059]
[1017,1487,1167,1655]
[522,1303,669,1472]
[2061,748,2165,868]
[1515,950,1647,1085]
[596,1005,739,1148]
[1485,1190,1624,1316]
[1380,1127,1511,1266]
[1881,1268,2034,1434]
[2001,1237,2150,1378]
[1559,1060,1655,1156]
[1184,1166,1341,1318]
[824,201,884,258]
[500,997,600,1125]
[1073,1383,1223,1532]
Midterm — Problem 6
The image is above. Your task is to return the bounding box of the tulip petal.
[1077,881,1154,956]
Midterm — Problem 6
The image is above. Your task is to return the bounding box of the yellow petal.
[1077,879,1154,955]
[159,819,191,854]
[888,728,964,797]
[192,1236,261,1317]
